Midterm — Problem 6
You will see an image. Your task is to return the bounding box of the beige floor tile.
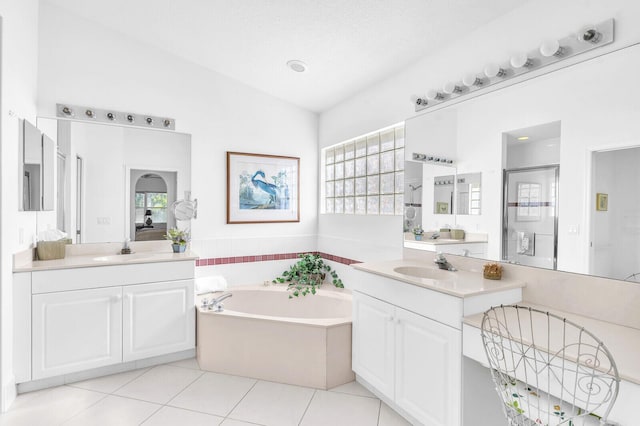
[114,365,203,404]
[328,380,376,398]
[169,357,201,370]
[142,406,223,426]
[0,386,105,426]
[220,419,266,426]
[378,402,412,426]
[68,368,150,394]
[63,395,160,426]
[169,372,256,417]
[228,381,315,426]
[299,390,380,426]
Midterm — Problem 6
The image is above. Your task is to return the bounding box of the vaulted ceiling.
[43,0,530,112]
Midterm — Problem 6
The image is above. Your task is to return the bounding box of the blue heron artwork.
[238,168,290,210]
[227,152,299,223]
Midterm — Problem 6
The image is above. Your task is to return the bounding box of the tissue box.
[450,229,465,240]
[36,240,68,260]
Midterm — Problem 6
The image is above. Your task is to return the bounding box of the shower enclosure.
[502,166,559,269]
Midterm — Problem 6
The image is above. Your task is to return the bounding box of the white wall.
[0,0,40,411]
[319,0,640,265]
[37,2,319,284]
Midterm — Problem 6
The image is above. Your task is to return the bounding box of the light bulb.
[510,53,532,68]
[578,27,602,44]
[426,89,444,101]
[540,40,564,57]
[484,63,506,78]
[462,73,483,87]
[442,82,462,95]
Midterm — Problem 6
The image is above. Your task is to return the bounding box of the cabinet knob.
[111,294,122,303]
[385,316,393,322]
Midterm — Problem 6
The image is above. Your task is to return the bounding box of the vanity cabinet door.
[395,308,461,426]
[122,280,195,362]
[32,287,123,380]
[352,291,396,400]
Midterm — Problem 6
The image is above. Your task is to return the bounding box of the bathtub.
[196,285,354,389]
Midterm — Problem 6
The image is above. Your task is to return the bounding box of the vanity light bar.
[412,152,455,166]
[56,104,176,131]
[412,18,614,112]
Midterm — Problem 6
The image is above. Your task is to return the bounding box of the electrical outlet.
[19,228,24,244]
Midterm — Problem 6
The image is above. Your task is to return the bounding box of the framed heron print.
[227,152,300,224]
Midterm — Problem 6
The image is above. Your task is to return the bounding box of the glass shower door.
[503,166,559,269]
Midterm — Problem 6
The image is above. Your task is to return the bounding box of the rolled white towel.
[195,275,228,295]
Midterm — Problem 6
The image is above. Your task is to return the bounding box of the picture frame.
[596,193,608,211]
[227,152,300,224]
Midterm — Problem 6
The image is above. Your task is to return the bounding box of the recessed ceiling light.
[286,60,307,73]
[517,136,530,141]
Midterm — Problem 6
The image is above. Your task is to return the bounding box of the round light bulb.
[462,73,483,87]
[540,39,563,57]
[442,82,462,95]
[484,63,506,78]
[510,53,532,68]
[425,89,444,101]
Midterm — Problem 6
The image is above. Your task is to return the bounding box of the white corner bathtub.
[196,285,354,389]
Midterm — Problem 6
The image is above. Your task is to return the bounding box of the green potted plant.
[273,253,344,298]
[166,228,190,253]
[412,226,424,241]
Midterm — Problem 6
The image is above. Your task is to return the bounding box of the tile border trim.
[195,251,360,267]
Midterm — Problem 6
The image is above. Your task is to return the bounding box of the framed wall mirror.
[37,117,192,244]
[403,43,640,282]
[19,119,55,211]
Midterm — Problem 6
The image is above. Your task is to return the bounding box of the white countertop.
[463,302,640,385]
[351,259,525,298]
[14,250,198,272]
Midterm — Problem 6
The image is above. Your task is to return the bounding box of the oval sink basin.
[393,266,454,280]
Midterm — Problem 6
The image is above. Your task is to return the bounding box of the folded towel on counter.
[195,275,228,295]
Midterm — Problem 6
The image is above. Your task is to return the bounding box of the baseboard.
[2,374,17,413]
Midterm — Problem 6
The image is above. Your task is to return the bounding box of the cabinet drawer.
[32,261,195,293]
[351,270,463,329]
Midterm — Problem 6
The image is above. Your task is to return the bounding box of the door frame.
[502,164,560,269]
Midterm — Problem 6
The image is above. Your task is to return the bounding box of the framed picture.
[436,202,449,214]
[596,193,608,211]
[227,152,300,224]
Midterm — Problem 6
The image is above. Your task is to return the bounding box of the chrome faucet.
[201,292,233,312]
[121,238,131,255]
[434,253,457,271]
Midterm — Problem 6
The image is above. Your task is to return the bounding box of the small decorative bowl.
[483,262,503,280]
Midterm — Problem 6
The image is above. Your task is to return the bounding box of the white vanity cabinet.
[15,259,195,384]
[122,280,195,362]
[353,291,460,426]
[350,265,522,426]
[32,286,123,380]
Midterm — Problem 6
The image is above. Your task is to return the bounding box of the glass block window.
[323,123,405,215]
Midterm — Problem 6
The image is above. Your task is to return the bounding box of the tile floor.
[0,358,412,426]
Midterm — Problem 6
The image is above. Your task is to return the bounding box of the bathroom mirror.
[19,119,55,211]
[403,43,640,281]
[455,173,481,215]
[37,118,191,244]
[433,174,454,214]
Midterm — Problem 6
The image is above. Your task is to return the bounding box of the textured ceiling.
[43,0,530,112]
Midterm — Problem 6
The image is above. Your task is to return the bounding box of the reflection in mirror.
[455,173,481,215]
[131,172,175,241]
[20,119,54,211]
[403,161,423,232]
[591,147,640,281]
[402,43,640,281]
[39,118,191,244]
[433,175,454,214]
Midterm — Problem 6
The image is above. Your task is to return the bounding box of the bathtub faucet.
[204,292,233,312]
